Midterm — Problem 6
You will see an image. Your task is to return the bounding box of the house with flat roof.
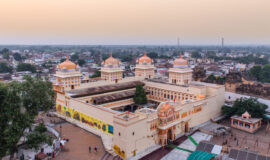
[231,111,262,133]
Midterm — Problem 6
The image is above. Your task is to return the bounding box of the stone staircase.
[99,152,122,160]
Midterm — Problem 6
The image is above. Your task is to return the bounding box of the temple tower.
[135,52,155,79]
[169,54,192,85]
[54,56,81,91]
[101,52,123,83]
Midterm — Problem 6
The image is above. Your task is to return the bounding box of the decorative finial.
[179,53,183,58]
[144,52,147,56]
[66,55,69,60]
[110,52,113,57]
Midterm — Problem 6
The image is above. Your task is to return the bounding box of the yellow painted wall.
[56,103,114,135]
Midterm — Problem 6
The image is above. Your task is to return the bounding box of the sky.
[0,0,270,45]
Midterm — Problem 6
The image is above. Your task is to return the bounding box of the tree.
[207,74,216,81]
[249,65,262,81]
[259,64,270,83]
[0,48,10,60]
[216,76,226,84]
[77,59,86,66]
[222,98,267,119]
[13,53,22,61]
[34,123,47,133]
[2,52,10,60]
[133,84,147,105]
[248,65,270,83]
[0,62,12,73]
[102,54,110,61]
[17,63,36,73]
[147,52,158,59]
[25,123,52,150]
[60,58,66,63]
[206,51,216,58]
[0,48,9,54]
[25,132,52,150]
[42,61,56,69]
[0,76,55,158]
[254,57,268,65]
[120,54,133,62]
[91,70,101,78]
[191,51,201,59]
[71,53,79,62]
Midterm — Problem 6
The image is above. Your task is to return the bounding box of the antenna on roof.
[177,37,180,50]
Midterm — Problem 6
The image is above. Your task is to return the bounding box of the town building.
[53,53,225,159]
[231,111,262,133]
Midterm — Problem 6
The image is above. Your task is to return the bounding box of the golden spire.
[179,53,183,58]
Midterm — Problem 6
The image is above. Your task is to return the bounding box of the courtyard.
[211,119,270,156]
[53,123,105,160]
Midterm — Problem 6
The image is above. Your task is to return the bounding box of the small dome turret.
[173,54,188,66]
[57,56,78,69]
[102,52,121,66]
[137,52,153,64]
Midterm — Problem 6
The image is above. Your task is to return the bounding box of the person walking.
[89,146,91,153]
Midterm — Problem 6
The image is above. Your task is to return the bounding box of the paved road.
[140,136,187,160]
[54,123,105,160]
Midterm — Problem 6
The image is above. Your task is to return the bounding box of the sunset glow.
[0,0,270,45]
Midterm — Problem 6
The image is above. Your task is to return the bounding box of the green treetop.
[0,62,12,73]
[222,98,267,119]
[17,63,36,73]
[133,84,147,105]
[0,76,55,158]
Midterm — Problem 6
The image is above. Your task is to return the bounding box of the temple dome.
[102,52,121,65]
[58,56,78,69]
[137,52,153,64]
[242,111,251,119]
[173,54,188,66]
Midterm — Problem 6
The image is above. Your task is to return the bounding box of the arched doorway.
[167,129,172,144]
[185,122,189,132]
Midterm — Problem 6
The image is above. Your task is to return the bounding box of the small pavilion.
[231,111,262,133]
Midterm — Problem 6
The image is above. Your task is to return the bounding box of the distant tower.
[135,52,155,79]
[169,54,192,85]
[101,52,123,83]
[221,37,224,49]
[177,37,180,49]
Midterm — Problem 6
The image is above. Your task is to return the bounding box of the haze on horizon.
[0,0,270,45]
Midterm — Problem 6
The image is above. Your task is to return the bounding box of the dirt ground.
[211,119,270,156]
[36,113,105,160]
[53,123,105,160]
